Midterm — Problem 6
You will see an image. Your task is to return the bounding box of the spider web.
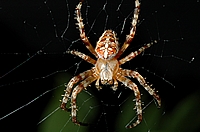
[1,0,200,131]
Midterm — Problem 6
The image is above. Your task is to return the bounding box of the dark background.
[1,0,200,132]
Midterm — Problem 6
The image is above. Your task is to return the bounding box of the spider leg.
[67,50,96,65]
[117,75,142,128]
[119,41,156,65]
[61,68,95,111]
[115,0,140,59]
[122,69,161,107]
[71,75,97,126]
[76,2,98,58]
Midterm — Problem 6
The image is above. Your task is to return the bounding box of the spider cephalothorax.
[61,0,161,128]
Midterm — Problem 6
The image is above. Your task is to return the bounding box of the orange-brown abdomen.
[95,30,119,59]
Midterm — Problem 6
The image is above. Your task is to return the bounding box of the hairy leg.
[61,68,95,111]
[71,75,97,125]
[76,2,98,57]
[67,50,96,65]
[115,0,141,59]
[119,41,156,65]
[117,75,142,128]
[122,69,161,107]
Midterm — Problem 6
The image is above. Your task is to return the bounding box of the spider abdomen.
[95,30,119,59]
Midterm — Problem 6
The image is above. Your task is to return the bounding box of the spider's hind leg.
[115,0,141,59]
[75,2,98,58]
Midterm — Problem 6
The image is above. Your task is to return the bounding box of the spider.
[61,0,161,128]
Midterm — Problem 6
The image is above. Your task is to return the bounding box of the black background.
[1,0,200,132]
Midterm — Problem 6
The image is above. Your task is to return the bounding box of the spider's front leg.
[60,69,95,111]
[117,75,142,128]
[71,75,97,126]
[123,69,161,107]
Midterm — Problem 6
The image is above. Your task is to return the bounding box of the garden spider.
[61,0,161,128]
